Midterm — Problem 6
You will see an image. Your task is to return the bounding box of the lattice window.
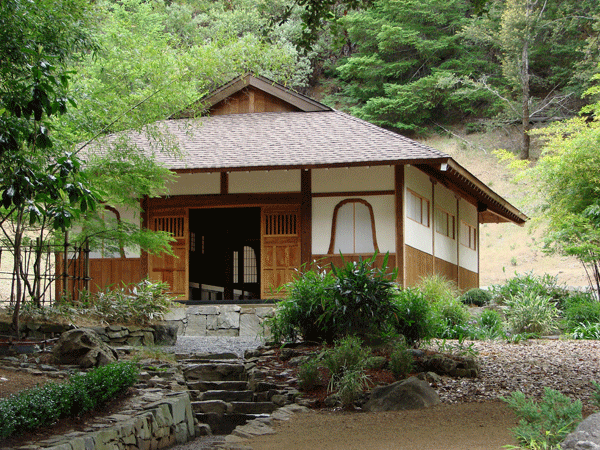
[264,212,298,236]
[460,221,477,250]
[435,208,456,239]
[233,246,258,284]
[153,216,185,238]
[407,189,430,227]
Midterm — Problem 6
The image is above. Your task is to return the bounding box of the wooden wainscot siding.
[88,258,142,294]
[405,245,434,287]
[434,257,458,285]
[459,267,479,291]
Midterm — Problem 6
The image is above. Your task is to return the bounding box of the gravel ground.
[162,336,266,357]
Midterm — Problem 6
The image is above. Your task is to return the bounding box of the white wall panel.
[313,166,394,193]
[229,170,300,193]
[404,166,433,254]
[459,198,478,272]
[167,173,220,195]
[434,184,457,264]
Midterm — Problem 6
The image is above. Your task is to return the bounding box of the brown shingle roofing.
[117,110,450,172]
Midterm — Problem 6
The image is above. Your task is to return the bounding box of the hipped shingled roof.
[97,74,527,225]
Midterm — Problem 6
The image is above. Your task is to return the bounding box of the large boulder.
[363,376,441,412]
[561,412,600,450]
[52,328,118,368]
[420,354,480,378]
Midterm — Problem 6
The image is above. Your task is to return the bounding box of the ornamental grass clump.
[0,361,138,439]
[505,292,560,335]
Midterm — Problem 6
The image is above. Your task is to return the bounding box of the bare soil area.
[249,401,518,450]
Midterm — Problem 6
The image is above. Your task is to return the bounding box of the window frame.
[460,221,477,250]
[327,198,379,255]
[406,189,430,227]
[434,207,456,240]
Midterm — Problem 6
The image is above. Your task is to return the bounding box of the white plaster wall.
[312,195,395,255]
[459,198,478,272]
[404,166,433,254]
[433,184,458,264]
[229,170,300,193]
[166,173,220,195]
[312,166,394,193]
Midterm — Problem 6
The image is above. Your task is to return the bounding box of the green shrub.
[490,272,570,307]
[331,369,370,407]
[0,361,138,439]
[297,358,321,391]
[392,288,433,345]
[505,292,560,335]
[78,279,173,325]
[461,288,492,306]
[320,253,399,340]
[431,299,471,339]
[476,309,504,338]
[416,274,459,304]
[563,295,600,331]
[389,340,414,379]
[571,322,600,340]
[502,388,582,449]
[266,265,335,343]
[322,335,370,378]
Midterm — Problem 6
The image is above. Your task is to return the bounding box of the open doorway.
[188,207,261,301]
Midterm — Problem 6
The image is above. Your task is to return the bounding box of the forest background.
[2,0,600,295]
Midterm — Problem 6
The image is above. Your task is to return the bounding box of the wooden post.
[300,169,312,268]
[394,165,405,287]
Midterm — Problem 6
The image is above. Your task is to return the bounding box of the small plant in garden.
[431,298,471,339]
[502,388,582,450]
[505,292,560,335]
[321,253,399,340]
[393,288,433,345]
[266,263,335,343]
[389,340,414,379]
[475,309,505,339]
[490,272,570,307]
[571,322,600,340]
[416,274,459,304]
[562,293,600,332]
[461,288,492,306]
[321,335,371,378]
[298,358,321,391]
[330,368,371,407]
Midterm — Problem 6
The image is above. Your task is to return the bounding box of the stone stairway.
[180,352,285,435]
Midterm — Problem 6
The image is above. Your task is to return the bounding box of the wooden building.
[89,74,526,301]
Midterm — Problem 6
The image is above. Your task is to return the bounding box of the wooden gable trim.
[198,74,331,114]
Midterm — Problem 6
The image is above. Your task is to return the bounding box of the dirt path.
[248,401,518,450]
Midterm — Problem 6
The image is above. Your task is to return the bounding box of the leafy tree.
[0,0,99,334]
[326,0,496,133]
[462,0,600,159]
[501,69,600,293]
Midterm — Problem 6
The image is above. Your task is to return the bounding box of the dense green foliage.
[392,288,434,345]
[461,288,492,306]
[389,340,414,379]
[503,388,582,449]
[0,361,138,439]
[324,0,600,136]
[322,254,398,340]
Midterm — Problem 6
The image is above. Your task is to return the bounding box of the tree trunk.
[520,39,531,160]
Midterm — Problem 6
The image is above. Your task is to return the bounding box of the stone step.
[196,412,269,435]
[230,401,279,415]
[191,400,230,415]
[183,363,246,382]
[187,380,249,392]
[198,390,254,402]
[179,352,240,362]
